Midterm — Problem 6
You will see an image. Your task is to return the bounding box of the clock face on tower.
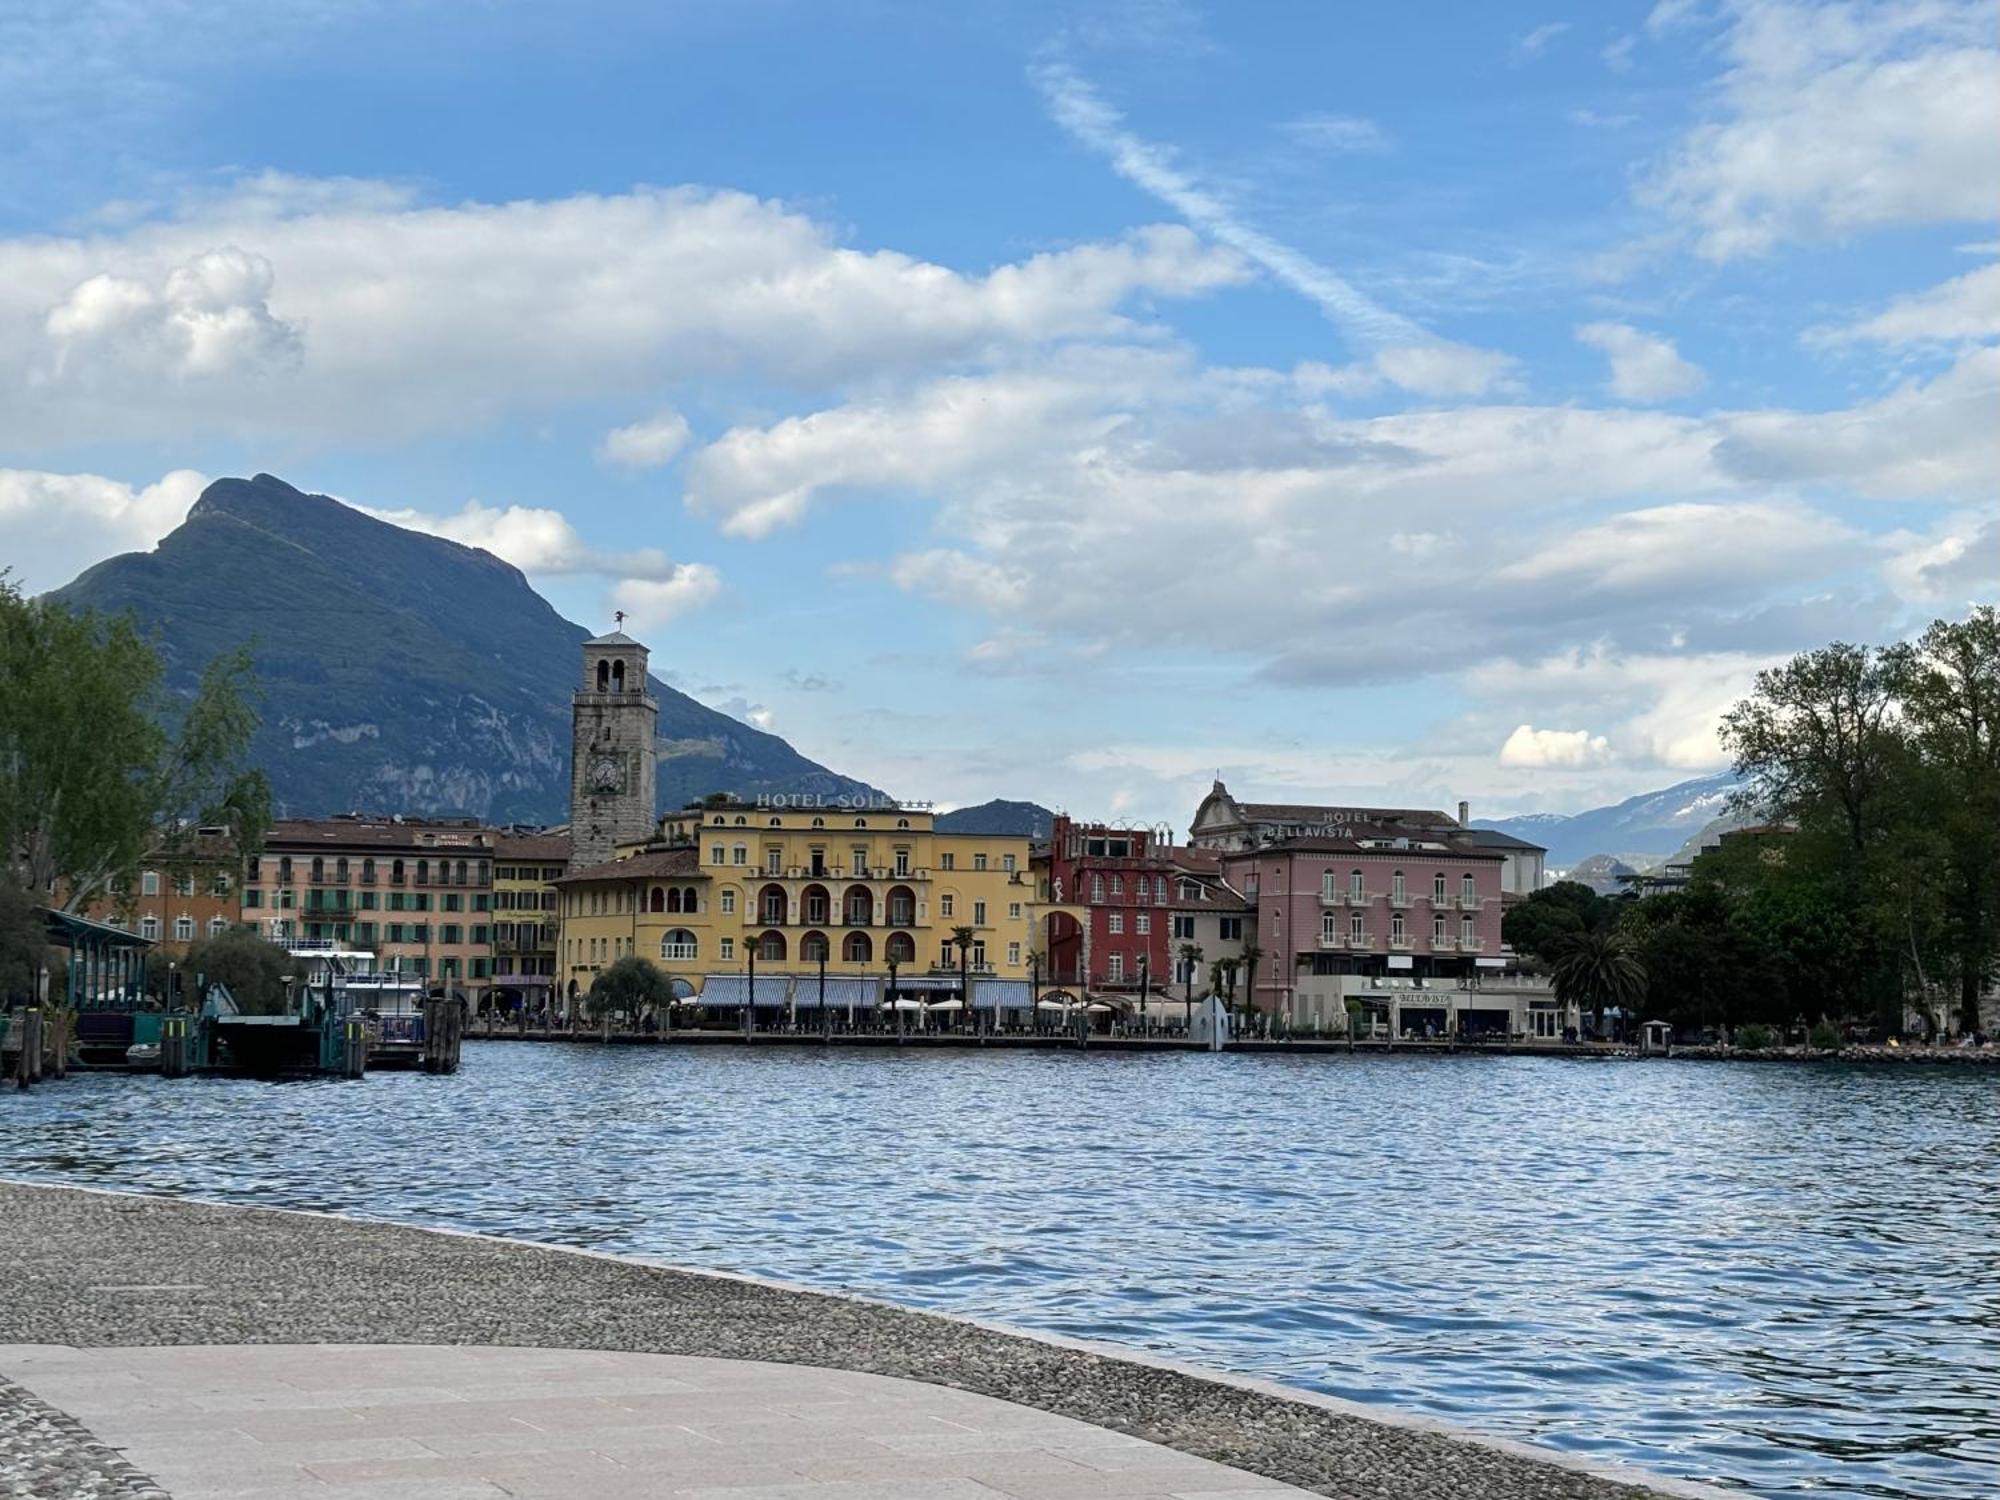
[587,753,623,796]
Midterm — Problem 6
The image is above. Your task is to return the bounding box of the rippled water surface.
[4,1045,1997,1497]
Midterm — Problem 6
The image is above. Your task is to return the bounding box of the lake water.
[3,1043,1996,1499]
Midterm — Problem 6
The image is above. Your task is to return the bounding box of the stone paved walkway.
[0,1344,1308,1500]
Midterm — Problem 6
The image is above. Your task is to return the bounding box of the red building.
[1041,816,1238,998]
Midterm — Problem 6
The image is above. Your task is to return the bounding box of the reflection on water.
[3,1045,1997,1499]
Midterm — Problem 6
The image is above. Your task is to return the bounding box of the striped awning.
[972,979,1032,1011]
[695,974,793,1007]
[892,975,964,992]
[789,976,881,1009]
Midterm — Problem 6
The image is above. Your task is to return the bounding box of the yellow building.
[490,830,570,1015]
[553,800,1044,1017]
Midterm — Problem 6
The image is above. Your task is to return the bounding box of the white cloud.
[40,246,300,385]
[1031,58,1430,349]
[0,178,1244,445]
[0,466,208,592]
[1883,508,2000,604]
[1643,0,2000,258]
[1806,261,2000,347]
[1500,725,1612,768]
[610,565,722,631]
[358,498,687,583]
[1514,22,1570,60]
[598,410,691,469]
[1575,321,1706,400]
[1496,500,1860,595]
[706,692,773,731]
[1280,113,1389,153]
[1373,341,1522,397]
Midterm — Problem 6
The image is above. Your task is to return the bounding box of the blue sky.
[2,0,1995,825]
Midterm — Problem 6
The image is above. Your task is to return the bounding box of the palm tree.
[1552,930,1647,1041]
[951,924,976,1032]
[1177,941,1204,1000]
[1237,940,1264,1026]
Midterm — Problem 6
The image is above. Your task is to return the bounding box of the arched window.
[454,859,466,885]
[596,659,610,691]
[310,856,324,882]
[1321,912,1339,944]
[802,885,830,924]
[1349,911,1364,942]
[758,884,787,925]
[1090,874,1104,902]
[661,930,697,961]
[757,930,787,961]
[278,855,292,883]
[887,885,916,926]
[853,817,868,828]
[611,658,625,692]
[811,816,825,828]
[886,931,916,965]
[1391,912,1406,943]
[1109,875,1123,897]
[335,856,348,882]
[682,887,698,912]
[391,858,404,884]
[1462,873,1477,903]
[896,818,910,829]
[733,815,747,826]
[416,859,429,885]
[1321,870,1338,901]
[650,886,667,913]
[844,886,872,925]
[1392,869,1405,901]
[1349,868,1364,900]
[843,930,872,962]
[801,931,830,962]
[768,817,782,827]
[362,857,375,884]
[1433,872,1447,902]
[712,815,726,826]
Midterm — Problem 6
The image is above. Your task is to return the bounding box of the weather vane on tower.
[614,610,627,630]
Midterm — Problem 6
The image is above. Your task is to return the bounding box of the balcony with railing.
[1389,934,1413,951]
[1461,936,1486,951]
[661,943,698,961]
[1319,887,1348,907]
[1432,935,1458,952]
[1429,892,1455,910]
[1389,891,1413,909]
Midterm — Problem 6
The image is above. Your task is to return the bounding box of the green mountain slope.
[50,473,882,821]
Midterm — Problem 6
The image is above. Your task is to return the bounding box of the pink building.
[1192,784,1510,1014]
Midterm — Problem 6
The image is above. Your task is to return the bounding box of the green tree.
[0,580,270,911]
[586,955,672,1026]
[1884,608,2000,1035]
[1237,940,1264,1019]
[182,926,299,1016]
[1177,941,1204,998]
[1503,880,1615,964]
[1552,930,1647,1040]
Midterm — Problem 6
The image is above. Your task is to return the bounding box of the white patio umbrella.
[926,998,965,1011]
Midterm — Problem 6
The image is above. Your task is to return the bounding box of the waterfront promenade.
[0,1181,1732,1500]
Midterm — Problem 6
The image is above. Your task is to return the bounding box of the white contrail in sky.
[1031,59,1427,350]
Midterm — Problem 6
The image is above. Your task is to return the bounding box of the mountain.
[1566,853,1640,896]
[50,473,883,822]
[1474,772,1743,869]
[934,800,1053,837]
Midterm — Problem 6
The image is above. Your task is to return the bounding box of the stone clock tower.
[569,625,658,868]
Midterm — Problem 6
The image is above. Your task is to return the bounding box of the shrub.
[1808,1020,1842,1051]
[1736,1023,1773,1051]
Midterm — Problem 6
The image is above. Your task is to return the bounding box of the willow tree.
[0,578,270,912]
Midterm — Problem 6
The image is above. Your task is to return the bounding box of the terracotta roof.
[555,846,701,885]
[262,817,494,851]
[496,830,573,861]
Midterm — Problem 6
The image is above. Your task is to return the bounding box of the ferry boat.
[286,941,431,1068]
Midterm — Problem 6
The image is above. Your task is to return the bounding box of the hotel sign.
[756,793,936,812]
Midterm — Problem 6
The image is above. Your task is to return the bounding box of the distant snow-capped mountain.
[1474,771,1744,869]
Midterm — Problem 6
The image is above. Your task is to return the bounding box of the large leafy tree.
[586,954,672,1025]
[180,926,299,1016]
[1883,608,2000,1035]
[0,578,270,912]
[1503,880,1616,964]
